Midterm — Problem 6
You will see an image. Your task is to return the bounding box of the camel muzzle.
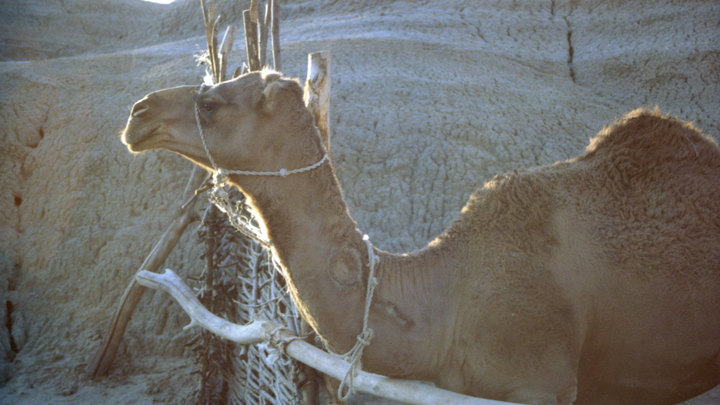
[121,112,161,153]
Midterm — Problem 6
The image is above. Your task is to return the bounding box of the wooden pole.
[301,49,333,405]
[218,24,238,82]
[270,0,281,71]
[200,0,221,81]
[304,51,332,155]
[87,167,206,377]
[135,269,520,405]
[258,1,270,68]
[243,9,260,71]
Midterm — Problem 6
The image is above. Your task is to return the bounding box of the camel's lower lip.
[123,124,160,152]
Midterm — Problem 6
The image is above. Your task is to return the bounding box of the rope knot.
[211,183,228,199]
[213,168,229,186]
[356,328,374,346]
[266,323,304,355]
[338,326,374,399]
[337,235,379,400]
[368,276,378,289]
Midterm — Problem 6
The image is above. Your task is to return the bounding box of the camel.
[120,70,720,405]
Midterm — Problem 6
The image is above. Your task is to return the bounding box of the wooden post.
[305,51,332,155]
[243,9,260,71]
[258,1,271,68]
[200,0,221,81]
[270,0,281,71]
[302,50,333,405]
[218,25,238,82]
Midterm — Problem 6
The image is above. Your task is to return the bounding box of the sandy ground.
[1,0,718,404]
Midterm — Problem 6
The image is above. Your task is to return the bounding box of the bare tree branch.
[270,0,280,71]
[136,269,269,344]
[258,1,270,68]
[249,0,259,22]
[210,15,221,80]
[135,269,522,405]
[218,24,238,82]
[243,9,260,71]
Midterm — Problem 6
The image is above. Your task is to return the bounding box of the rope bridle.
[193,102,328,185]
[193,95,378,399]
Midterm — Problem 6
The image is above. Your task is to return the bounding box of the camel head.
[121,70,323,175]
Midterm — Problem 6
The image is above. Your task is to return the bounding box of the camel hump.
[581,108,720,169]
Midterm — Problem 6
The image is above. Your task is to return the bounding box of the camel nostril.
[131,102,149,117]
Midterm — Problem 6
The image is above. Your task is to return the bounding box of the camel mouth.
[122,122,163,153]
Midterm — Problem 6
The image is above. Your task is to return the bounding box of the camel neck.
[229,160,373,348]
[227,156,447,379]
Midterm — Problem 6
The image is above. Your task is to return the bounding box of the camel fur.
[121,70,720,405]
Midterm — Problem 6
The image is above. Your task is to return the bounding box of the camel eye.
[198,102,218,114]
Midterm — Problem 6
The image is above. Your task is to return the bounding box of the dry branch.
[137,269,269,344]
[270,0,280,71]
[258,1,270,67]
[301,50,332,404]
[87,167,206,377]
[218,25,238,82]
[135,269,523,405]
[200,0,222,81]
[249,0,259,22]
[243,9,260,71]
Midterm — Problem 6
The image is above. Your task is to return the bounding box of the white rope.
[338,234,380,400]
[194,103,220,170]
[217,154,328,179]
[193,103,327,187]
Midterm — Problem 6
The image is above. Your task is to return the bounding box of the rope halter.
[192,96,328,186]
[192,90,328,246]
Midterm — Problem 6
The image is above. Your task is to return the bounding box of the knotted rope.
[337,234,380,400]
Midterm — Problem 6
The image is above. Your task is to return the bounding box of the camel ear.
[258,80,283,114]
[257,74,302,114]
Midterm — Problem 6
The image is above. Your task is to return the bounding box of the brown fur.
[121,71,720,405]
